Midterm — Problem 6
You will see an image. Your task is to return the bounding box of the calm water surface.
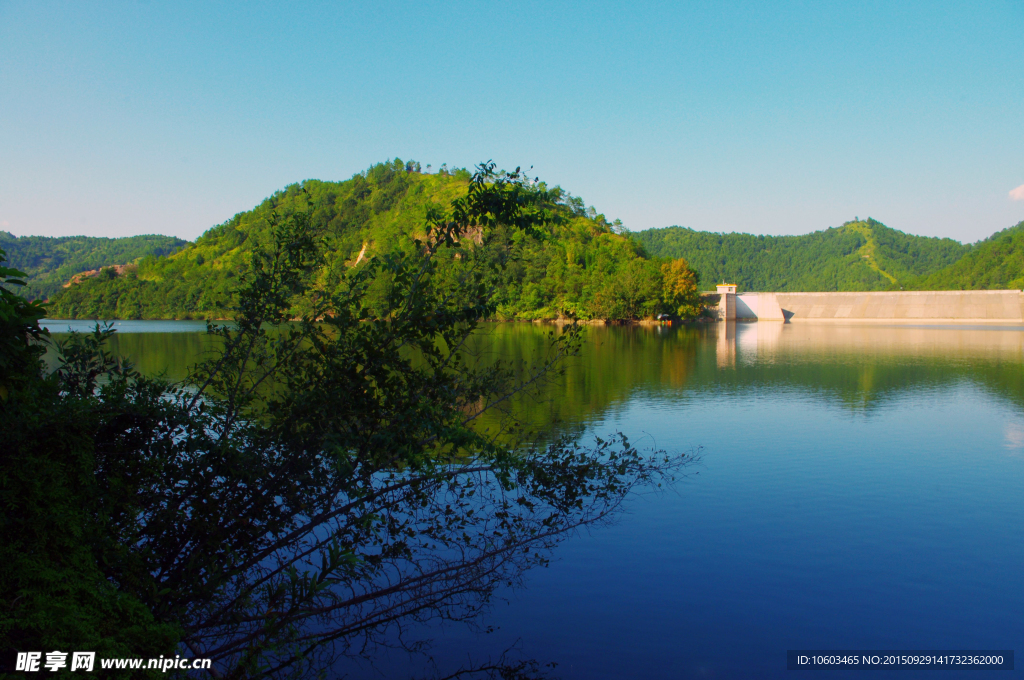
[42,320,1024,678]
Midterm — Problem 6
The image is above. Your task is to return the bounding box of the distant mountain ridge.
[905,220,1024,290]
[632,219,971,292]
[0,232,188,301]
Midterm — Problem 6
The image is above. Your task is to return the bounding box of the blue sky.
[1,1,1021,242]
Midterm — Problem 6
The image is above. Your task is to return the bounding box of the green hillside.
[633,219,970,291]
[906,220,1024,290]
[41,163,1017,319]
[0,232,188,301]
[47,161,699,321]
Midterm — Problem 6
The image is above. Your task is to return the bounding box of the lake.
[42,319,1024,678]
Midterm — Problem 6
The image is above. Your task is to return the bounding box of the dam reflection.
[709,321,1024,413]
[718,320,1024,364]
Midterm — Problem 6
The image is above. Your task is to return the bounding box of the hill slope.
[633,219,969,291]
[0,232,188,301]
[47,161,688,321]
[906,220,1024,290]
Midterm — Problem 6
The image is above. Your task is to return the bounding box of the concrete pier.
[713,289,1024,324]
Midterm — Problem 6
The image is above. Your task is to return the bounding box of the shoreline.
[40,316,706,327]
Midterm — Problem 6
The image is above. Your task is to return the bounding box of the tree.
[2,167,693,678]
[614,259,662,320]
[0,250,47,400]
[661,258,702,319]
[1,253,180,676]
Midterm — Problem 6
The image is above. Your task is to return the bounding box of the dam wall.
[736,292,785,320]
[716,289,1024,323]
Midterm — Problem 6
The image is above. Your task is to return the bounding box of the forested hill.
[40,160,1019,320]
[905,220,1024,290]
[633,220,970,291]
[0,232,188,300]
[47,161,697,321]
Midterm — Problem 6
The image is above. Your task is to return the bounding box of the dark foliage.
[1,254,181,678]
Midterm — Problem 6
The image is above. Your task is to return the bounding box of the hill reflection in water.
[41,319,1024,678]
[465,321,1024,436]
[44,319,1024,426]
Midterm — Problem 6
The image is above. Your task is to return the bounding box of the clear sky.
[1,1,1022,243]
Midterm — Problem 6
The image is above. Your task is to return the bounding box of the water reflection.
[1004,422,1024,453]
[45,320,1024,423]
[44,330,221,382]
[353,322,1024,679]
[709,321,1024,413]
[462,323,702,441]
[716,321,736,368]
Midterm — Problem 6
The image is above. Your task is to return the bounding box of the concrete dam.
[712,284,1024,324]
